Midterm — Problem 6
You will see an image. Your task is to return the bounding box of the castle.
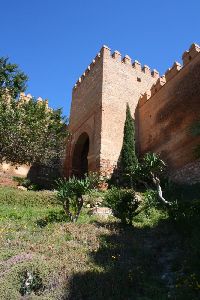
[65,43,200,184]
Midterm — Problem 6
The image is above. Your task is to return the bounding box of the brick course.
[65,43,200,183]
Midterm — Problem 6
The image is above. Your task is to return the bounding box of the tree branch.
[151,172,171,206]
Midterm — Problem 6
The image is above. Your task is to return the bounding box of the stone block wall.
[66,45,158,177]
[66,43,200,183]
[100,46,158,174]
[137,44,200,172]
[65,49,104,176]
[0,162,30,177]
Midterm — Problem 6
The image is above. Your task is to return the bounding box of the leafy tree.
[56,176,91,222]
[0,97,68,166]
[0,57,28,98]
[0,57,68,167]
[121,103,138,186]
[130,153,171,206]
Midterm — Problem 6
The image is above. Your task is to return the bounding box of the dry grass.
[1,186,200,299]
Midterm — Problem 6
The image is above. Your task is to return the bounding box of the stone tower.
[65,45,158,177]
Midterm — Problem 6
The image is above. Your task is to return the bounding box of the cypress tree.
[121,103,138,177]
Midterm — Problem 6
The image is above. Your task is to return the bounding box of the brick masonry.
[65,43,200,183]
[170,160,200,184]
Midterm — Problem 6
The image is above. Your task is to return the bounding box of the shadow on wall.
[27,160,63,189]
[72,132,89,178]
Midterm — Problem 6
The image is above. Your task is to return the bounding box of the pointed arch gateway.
[72,132,90,178]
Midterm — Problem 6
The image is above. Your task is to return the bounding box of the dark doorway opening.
[72,133,89,178]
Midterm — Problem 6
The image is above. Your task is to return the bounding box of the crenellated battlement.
[139,43,200,107]
[182,43,200,66]
[19,93,49,109]
[67,41,200,183]
[73,45,159,90]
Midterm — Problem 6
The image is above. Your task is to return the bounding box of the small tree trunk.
[73,196,84,222]
[151,172,171,206]
[63,200,74,222]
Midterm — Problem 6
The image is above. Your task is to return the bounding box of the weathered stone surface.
[65,46,157,178]
[65,43,200,184]
[17,186,27,191]
[137,48,200,171]
[89,207,113,218]
[170,160,200,184]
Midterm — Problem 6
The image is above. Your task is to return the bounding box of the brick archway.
[71,132,89,178]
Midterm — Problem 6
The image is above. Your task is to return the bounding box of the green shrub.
[143,190,159,210]
[0,186,56,207]
[56,176,91,222]
[12,176,41,191]
[87,171,107,189]
[83,188,106,208]
[104,188,140,225]
[13,176,26,186]
[168,197,200,225]
[163,181,200,227]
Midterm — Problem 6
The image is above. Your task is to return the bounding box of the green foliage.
[86,171,107,189]
[142,152,166,176]
[56,176,91,222]
[12,176,26,186]
[12,176,41,191]
[0,188,168,299]
[104,188,140,225]
[0,96,68,166]
[164,182,200,226]
[0,56,68,167]
[121,104,138,185]
[0,186,56,207]
[143,189,160,210]
[129,152,166,187]
[0,57,28,98]
[2,185,200,299]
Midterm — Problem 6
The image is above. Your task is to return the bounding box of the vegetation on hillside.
[0,58,199,300]
[0,185,200,299]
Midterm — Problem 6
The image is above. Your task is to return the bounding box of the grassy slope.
[0,187,200,299]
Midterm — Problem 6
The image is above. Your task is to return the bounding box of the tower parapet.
[139,42,200,108]
[182,43,200,66]
[73,45,159,91]
[19,93,49,109]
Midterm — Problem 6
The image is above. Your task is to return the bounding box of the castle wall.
[66,43,200,183]
[100,46,158,175]
[137,44,200,177]
[65,52,104,176]
[0,163,30,177]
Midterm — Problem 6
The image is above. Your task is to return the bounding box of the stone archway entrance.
[72,132,89,178]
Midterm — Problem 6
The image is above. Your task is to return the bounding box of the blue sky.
[1,0,200,116]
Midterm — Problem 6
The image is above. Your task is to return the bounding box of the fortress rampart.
[66,45,158,177]
[66,43,200,183]
[137,43,200,181]
[19,92,49,109]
